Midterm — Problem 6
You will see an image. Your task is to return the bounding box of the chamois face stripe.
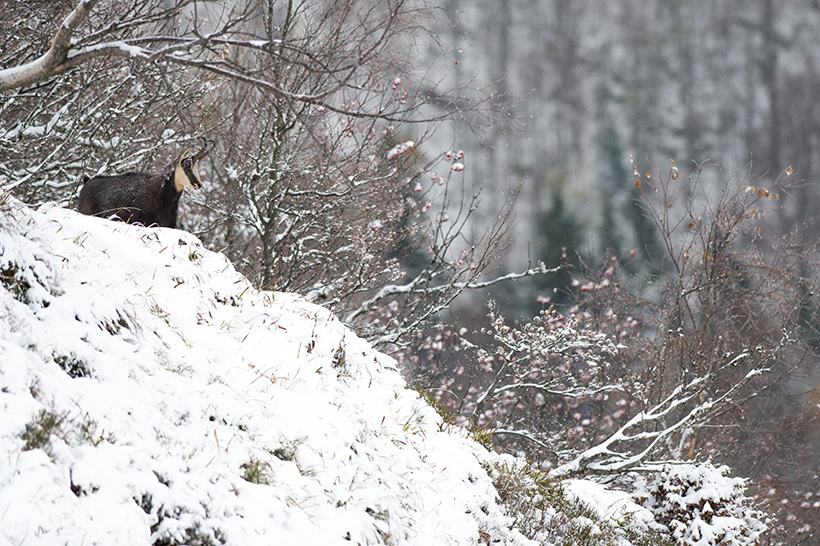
[185,160,203,188]
[174,151,203,191]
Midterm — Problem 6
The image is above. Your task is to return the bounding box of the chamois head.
[174,137,215,192]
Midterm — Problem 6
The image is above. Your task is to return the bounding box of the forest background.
[3,1,820,544]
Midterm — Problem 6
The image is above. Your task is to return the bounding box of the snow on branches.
[386,140,415,160]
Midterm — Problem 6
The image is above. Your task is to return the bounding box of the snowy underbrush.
[489,457,672,546]
[474,454,767,546]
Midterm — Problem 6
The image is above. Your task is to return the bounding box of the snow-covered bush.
[489,456,671,546]
[635,463,767,546]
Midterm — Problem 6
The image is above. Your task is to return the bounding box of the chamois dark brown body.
[77,139,213,229]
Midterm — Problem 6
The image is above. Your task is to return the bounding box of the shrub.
[489,457,671,546]
[635,463,767,546]
[20,409,65,452]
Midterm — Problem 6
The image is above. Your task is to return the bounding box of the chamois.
[77,138,214,229]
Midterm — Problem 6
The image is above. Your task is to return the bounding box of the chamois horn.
[192,136,215,162]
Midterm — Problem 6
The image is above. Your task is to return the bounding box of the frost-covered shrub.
[490,456,671,546]
[636,463,767,546]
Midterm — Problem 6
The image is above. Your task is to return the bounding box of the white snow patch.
[564,479,655,529]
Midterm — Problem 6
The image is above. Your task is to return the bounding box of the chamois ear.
[179,147,196,162]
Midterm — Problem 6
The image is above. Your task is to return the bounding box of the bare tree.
[0,0,468,195]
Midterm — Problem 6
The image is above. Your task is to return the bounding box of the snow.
[563,479,655,529]
[0,198,532,546]
[67,41,150,60]
[386,141,414,160]
[636,463,767,546]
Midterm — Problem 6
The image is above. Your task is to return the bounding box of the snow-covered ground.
[0,198,535,546]
[0,196,771,546]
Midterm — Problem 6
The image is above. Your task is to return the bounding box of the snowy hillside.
[0,197,535,546]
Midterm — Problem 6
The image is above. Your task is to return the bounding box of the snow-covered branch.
[552,364,767,477]
[0,0,477,125]
[429,163,801,476]
[0,0,98,92]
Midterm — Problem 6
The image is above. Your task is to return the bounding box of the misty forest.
[4,0,820,544]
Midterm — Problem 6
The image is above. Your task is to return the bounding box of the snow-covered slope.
[0,198,530,546]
